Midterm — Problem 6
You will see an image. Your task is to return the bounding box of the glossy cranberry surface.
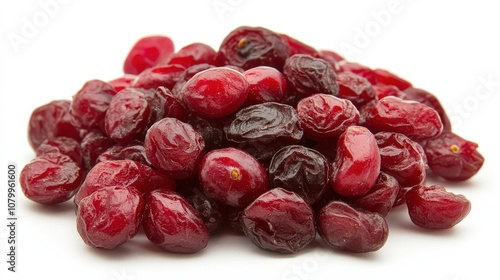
[171,63,216,101]
[131,64,186,90]
[336,72,376,107]
[123,35,175,75]
[95,140,150,166]
[108,75,136,92]
[243,66,287,105]
[80,129,115,170]
[241,188,315,253]
[35,136,83,166]
[373,69,412,90]
[404,87,452,132]
[163,42,217,68]
[280,33,319,57]
[339,62,376,84]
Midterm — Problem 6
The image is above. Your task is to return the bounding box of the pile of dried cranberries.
[21,26,484,254]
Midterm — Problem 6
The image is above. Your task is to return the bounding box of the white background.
[1,0,500,279]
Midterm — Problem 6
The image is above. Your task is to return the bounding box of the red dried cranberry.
[404,87,452,132]
[317,200,388,253]
[339,62,376,84]
[373,68,412,90]
[35,137,83,166]
[365,96,443,140]
[330,126,381,198]
[279,33,319,57]
[20,152,83,205]
[123,35,174,75]
[28,100,80,149]
[216,26,290,71]
[131,64,186,90]
[373,84,408,100]
[336,72,376,107]
[144,118,205,179]
[318,50,344,72]
[108,75,137,92]
[163,42,217,68]
[171,63,216,101]
[241,188,315,253]
[143,189,209,253]
[405,185,471,229]
[95,140,150,166]
[181,67,249,119]
[80,129,115,170]
[422,132,484,181]
[243,66,287,105]
[199,147,269,208]
[296,93,359,141]
[76,186,144,249]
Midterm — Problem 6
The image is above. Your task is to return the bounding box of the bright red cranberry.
[330,126,380,198]
[181,67,249,119]
[422,132,484,181]
[199,147,269,208]
[317,200,388,253]
[20,152,83,205]
[123,35,175,75]
[216,26,290,71]
[347,172,400,216]
[365,96,443,140]
[74,159,175,207]
[243,66,287,105]
[296,93,359,141]
[280,33,319,57]
[336,72,376,107]
[76,186,144,249]
[108,75,137,92]
[35,137,83,166]
[95,140,150,166]
[405,185,471,229]
[144,118,205,179]
[283,54,339,98]
[373,84,408,100]
[163,42,217,68]
[339,62,376,84]
[404,87,452,132]
[375,132,427,188]
[171,63,216,101]
[373,68,412,90]
[131,64,186,90]
[241,188,316,253]
[105,88,151,142]
[69,80,117,130]
[143,189,209,253]
[28,100,80,149]
[80,129,115,170]
[268,145,329,204]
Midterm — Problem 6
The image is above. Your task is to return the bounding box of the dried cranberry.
[76,186,144,249]
[108,75,136,92]
[422,132,484,181]
[28,100,80,149]
[171,63,216,101]
[404,87,452,132]
[80,129,115,170]
[216,26,290,71]
[336,72,376,107]
[241,188,315,253]
[373,69,412,90]
[186,114,227,152]
[144,118,205,179]
[35,137,83,166]
[181,67,249,119]
[105,88,151,142]
[405,185,471,229]
[268,145,329,204]
[365,96,443,140]
[20,152,83,205]
[144,86,188,125]
[131,64,186,90]
[283,54,338,98]
[95,140,150,166]
[243,66,287,105]
[330,126,381,198]
[318,50,344,72]
[123,35,174,75]
[317,200,388,253]
[143,189,209,253]
[296,93,359,141]
[163,42,217,68]
[199,147,269,208]
[373,84,408,100]
[279,33,319,57]
[375,132,427,188]
[339,62,376,84]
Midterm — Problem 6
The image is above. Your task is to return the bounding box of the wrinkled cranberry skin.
[123,35,175,75]
[199,147,269,208]
[77,186,144,249]
[225,102,303,162]
[405,185,471,229]
[373,69,412,90]
[375,132,427,188]
[108,75,136,92]
[339,62,376,84]
[373,84,408,100]
[105,88,151,142]
[143,189,210,253]
[269,145,329,204]
[144,87,188,125]
[404,87,452,132]
[20,153,83,205]
[336,72,376,107]
[187,114,227,152]
[80,130,115,170]
[317,200,388,253]
[422,132,484,181]
[163,42,217,68]
[297,93,359,141]
[241,188,316,254]
[279,34,319,57]
[283,54,339,98]
[131,64,186,90]
[28,100,80,149]
[74,160,175,207]
[347,172,400,217]
[144,118,205,179]
[217,26,290,71]
[95,140,150,166]
[365,96,443,140]
[318,50,344,72]
[243,66,287,105]
[69,80,117,130]
[330,126,381,198]
[35,137,83,166]
[182,67,249,119]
